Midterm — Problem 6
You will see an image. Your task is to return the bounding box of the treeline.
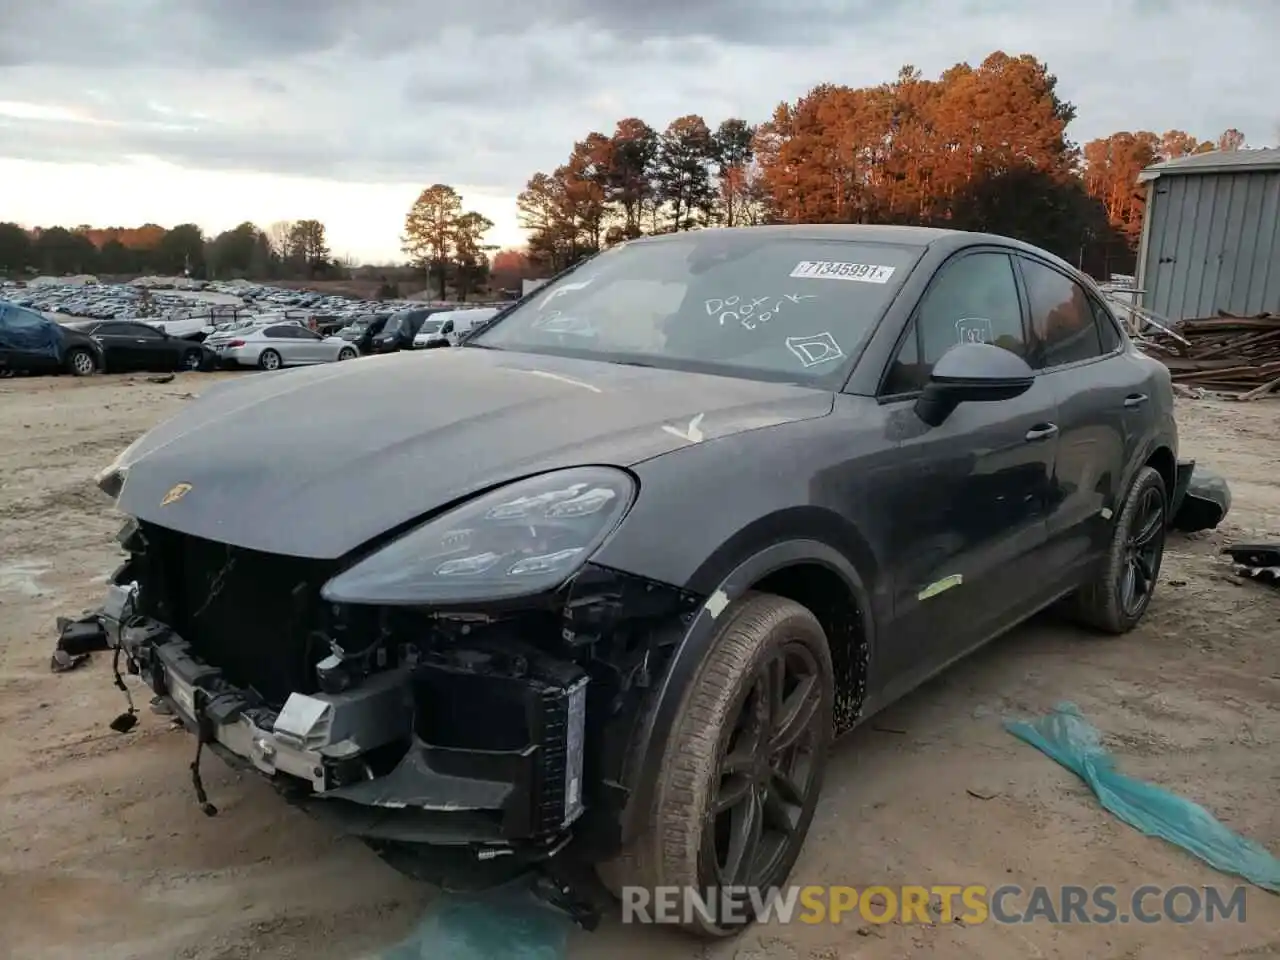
[517,50,1254,279]
[0,218,341,281]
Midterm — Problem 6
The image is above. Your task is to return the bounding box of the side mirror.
[914,342,1035,427]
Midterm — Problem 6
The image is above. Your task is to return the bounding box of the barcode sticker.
[790,261,895,283]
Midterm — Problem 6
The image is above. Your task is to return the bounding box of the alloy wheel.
[72,352,95,375]
[1120,485,1165,617]
[704,641,825,900]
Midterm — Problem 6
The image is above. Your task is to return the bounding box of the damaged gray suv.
[93,225,1182,936]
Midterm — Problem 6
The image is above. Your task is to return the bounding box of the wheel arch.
[617,535,875,844]
[1144,444,1176,499]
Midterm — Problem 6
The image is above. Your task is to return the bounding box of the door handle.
[1025,423,1059,442]
[1123,393,1148,408]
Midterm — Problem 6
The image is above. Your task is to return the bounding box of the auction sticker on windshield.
[790,261,895,283]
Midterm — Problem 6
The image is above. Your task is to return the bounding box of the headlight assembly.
[320,466,636,606]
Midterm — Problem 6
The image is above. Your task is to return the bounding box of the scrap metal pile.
[1135,310,1280,400]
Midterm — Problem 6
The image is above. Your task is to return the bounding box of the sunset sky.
[1,0,1274,264]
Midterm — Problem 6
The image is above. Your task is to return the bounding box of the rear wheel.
[1068,465,1168,634]
[181,349,203,371]
[258,349,282,371]
[597,592,833,937]
[337,347,357,361]
[66,348,96,376]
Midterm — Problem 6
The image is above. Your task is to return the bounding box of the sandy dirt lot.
[1,372,1277,960]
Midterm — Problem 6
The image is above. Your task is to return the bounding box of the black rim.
[1121,486,1165,616]
[704,641,824,904]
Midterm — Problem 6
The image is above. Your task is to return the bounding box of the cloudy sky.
[0,0,1274,263]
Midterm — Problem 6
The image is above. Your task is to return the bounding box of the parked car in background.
[212,323,360,370]
[64,320,212,373]
[0,302,103,376]
[412,306,499,348]
[90,225,1181,938]
[371,307,450,353]
[204,318,304,347]
[337,313,391,354]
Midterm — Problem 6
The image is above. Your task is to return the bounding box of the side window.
[129,324,163,339]
[882,252,1026,395]
[1020,258,1104,368]
[264,325,293,338]
[1091,298,1122,353]
[7,307,47,331]
[441,319,454,335]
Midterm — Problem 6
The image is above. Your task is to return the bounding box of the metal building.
[1135,148,1280,322]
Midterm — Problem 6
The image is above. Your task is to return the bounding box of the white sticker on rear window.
[790,261,895,283]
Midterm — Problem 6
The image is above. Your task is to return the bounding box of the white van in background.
[412,307,499,349]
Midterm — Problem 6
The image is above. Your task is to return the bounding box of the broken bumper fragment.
[101,583,589,857]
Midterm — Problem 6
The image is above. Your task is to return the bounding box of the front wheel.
[1068,465,1168,634]
[258,349,282,371]
[597,592,833,937]
[66,348,96,377]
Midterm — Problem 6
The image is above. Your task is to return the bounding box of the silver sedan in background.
[212,323,360,370]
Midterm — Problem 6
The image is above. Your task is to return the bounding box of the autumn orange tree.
[517,50,1251,279]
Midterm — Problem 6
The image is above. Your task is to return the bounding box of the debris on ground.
[1171,464,1232,532]
[49,611,109,672]
[1222,543,1280,587]
[1006,702,1280,893]
[1136,311,1280,398]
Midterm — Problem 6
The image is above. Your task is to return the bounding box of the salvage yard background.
[1,372,1278,960]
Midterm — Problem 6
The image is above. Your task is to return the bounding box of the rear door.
[875,249,1061,687]
[261,325,297,364]
[1014,255,1154,580]
[91,322,137,369]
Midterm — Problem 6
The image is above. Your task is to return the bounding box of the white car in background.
[412,307,499,349]
[212,323,359,371]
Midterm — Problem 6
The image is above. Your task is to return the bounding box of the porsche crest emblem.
[161,482,193,506]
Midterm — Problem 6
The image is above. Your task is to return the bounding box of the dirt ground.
[1,372,1277,960]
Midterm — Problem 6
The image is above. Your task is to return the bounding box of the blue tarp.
[376,882,571,960]
[1006,702,1280,893]
[0,302,63,361]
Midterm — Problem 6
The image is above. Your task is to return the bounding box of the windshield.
[469,234,921,382]
[419,319,443,334]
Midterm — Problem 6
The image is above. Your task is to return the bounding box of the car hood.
[108,347,833,559]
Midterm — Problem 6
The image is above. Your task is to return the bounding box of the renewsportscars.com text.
[621,884,1248,926]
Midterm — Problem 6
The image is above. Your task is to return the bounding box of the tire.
[597,592,834,937]
[258,349,282,371]
[1067,465,1168,634]
[180,349,203,371]
[66,348,96,377]
[337,347,357,362]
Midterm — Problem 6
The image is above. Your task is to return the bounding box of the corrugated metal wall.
[1140,171,1280,322]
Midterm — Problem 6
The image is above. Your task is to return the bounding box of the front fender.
[617,539,872,844]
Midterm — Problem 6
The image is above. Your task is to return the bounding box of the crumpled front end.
[101,515,700,884]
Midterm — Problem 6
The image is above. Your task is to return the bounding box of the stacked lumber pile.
[1137,311,1280,399]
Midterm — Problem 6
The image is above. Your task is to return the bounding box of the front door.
[873,250,1060,698]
